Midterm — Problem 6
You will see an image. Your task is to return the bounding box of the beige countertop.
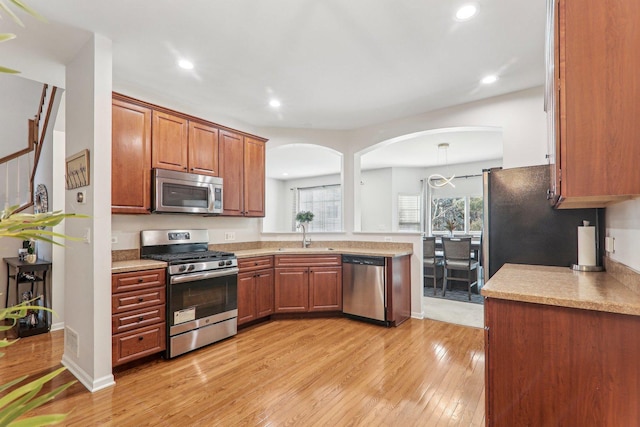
[233,247,412,258]
[112,259,167,274]
[111,247,411,273]
[482,263,640,316]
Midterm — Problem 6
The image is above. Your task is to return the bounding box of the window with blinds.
[294,185,342,232]
[398,193,421,231]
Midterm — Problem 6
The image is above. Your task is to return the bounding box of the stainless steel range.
[140,229,238,358]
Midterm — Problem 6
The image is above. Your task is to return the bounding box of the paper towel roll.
[577,226,596,266]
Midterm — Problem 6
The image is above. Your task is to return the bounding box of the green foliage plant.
[295,211,314,223]
[0,205,86,426]
[0,0,45,74]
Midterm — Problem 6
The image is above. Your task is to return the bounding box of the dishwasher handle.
[342,255,385,266]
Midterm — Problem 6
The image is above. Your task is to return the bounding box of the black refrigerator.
[482,165,604,282]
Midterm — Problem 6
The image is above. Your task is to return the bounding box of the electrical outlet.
[605,236,615,253]
[224,232,235,241]
[83,228,91,244]
[111,236,118,244]
[65,326,80,358]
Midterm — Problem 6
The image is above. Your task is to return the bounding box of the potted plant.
[445,218,456,236]
[295,211,314,248]
[1,204,86,426]
[295,211,314,224]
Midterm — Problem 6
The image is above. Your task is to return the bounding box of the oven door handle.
[170,267,239,285]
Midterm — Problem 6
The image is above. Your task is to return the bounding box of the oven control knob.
[178,265,187,272]
[218,261,225,267]
[225,260,233,266]
[187,265,195,272]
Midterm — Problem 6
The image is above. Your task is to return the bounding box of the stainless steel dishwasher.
[342,255,387,324]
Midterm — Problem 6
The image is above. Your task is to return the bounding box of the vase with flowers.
[445,219,456,237]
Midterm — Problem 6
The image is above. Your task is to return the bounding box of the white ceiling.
[266,144,342,179]
[266,127,503,179]
[361,127,503,170]
[8,0,546,131]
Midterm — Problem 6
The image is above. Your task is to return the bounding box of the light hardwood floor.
[3,318,485,426]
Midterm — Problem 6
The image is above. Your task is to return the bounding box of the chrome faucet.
[298,223,311,248]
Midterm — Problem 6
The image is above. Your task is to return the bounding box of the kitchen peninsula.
[482,263,640,426]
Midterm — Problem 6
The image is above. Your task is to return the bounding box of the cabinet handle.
[138,278,144,283]
[138,336,144,341]
[138,316,144,322]
[138,297,144,302]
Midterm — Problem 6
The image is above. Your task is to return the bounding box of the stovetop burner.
[143,250,235,264]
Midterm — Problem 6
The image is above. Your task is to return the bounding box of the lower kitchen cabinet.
[237,256,274,325]
[274,255,342,313]
[485,297,640,426]
[111,268,166,366]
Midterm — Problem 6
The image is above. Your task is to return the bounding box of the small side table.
[4,257,52,337]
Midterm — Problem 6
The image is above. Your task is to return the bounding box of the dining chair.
[423,237,443,295]
[442,237,479,300]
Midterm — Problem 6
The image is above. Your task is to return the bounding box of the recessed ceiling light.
[481,75,498,84]
[178,59,194,70]
[269,99,281,108]
[455,4,478,21]
[282,172,289,176]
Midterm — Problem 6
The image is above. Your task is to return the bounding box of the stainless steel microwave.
[152,168,223,214]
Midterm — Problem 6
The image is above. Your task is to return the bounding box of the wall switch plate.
[605,236,615,253]
[83,228,91,244]
[224,232,235,241]
[76,190,86,204]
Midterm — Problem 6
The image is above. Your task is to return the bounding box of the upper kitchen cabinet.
[550,0,640,208]
[219,130,266,217]
[151,113,219,176]
[188,121,219,176]
[151,111,189,172]
[111,93,267,215]
[112,97,152,214]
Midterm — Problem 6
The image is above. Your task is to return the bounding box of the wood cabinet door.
[237,271,256,325]
[560,0,640,199]
[111,99,152,214]
[255,269,274,318]
[308,266,342,311]
[243,136,266,217]
[219,130,244,215]
[188,121,219,176]
[274,267,309,313]
[152,111,188,172]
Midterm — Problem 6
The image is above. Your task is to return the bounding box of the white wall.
[605,199,640,271]
[264,178,289,232]
[0,74,42,159]
[360,168,393,232]
[112,215,262,250]
[62,34,114,392]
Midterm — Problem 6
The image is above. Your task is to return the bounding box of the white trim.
[62,354,115,392]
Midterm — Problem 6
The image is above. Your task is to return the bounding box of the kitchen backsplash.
[604,256,640,295]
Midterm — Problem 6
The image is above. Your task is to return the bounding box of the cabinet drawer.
[112,304,166,334]
[275,255,341,267]
[112,286,165,314]
[112,269,166,293]
[112,323,166,366]
[238,256,274,272]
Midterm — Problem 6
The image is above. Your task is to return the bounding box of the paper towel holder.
[571,215,603,272]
